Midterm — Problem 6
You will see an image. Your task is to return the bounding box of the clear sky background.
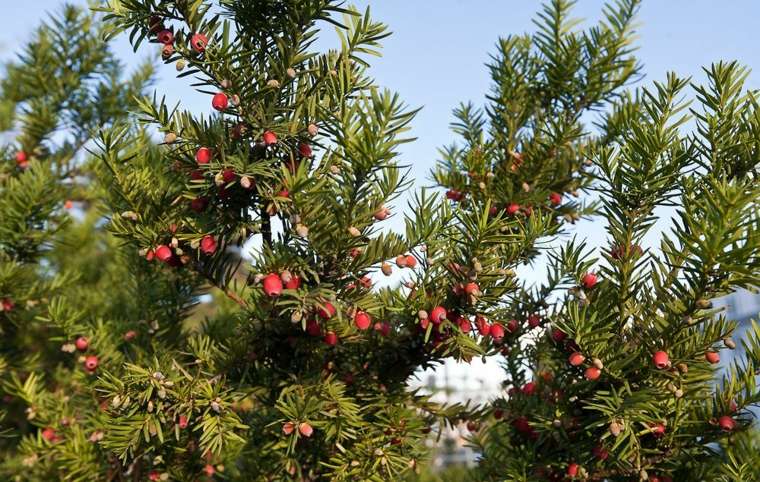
[2,1,758,396]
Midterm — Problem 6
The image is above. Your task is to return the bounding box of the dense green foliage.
[0,1,757,481]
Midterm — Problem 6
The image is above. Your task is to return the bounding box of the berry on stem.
[430,306,447,324]
[323,331,338,346]
[191,33,208,53]
[262,130,277,146]
[581,272,598,289]
[196,147,212,164]
[200,235,217,255]
[155,245,173,263]
[75,336,89,352]
[354,311,371,330]
[653,350,670,369]
[298,143,312,158]
[298,422,313,437]
[84,355,99,372]
[262,273,283,297]
[157,29,174,45]
[718,415,736,432]
[476,316,491,337]
[568,352,585,367]
[318,302,336,320]
[15,151,29,168]
[490,323,505,341]
[705,351,720,364]
[212,92,229,111]
[584,366,601,380]
[405,255,417,268]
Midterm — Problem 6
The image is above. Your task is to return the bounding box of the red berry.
[506,319,519,334]
[522,382,536,396]
[490,323,505,341]
[405,255,417,268]
[222,168,236,183]
[190,196,209,213]
[191,33,208,53]
[374,322,391,337]
[212,92,228,111]
[549,192,562,206]
[282,421,295,435]
[195,147,212,164]
[298,143,312,158]
[551,328,567,343]
[464,282,480,296]
[190,169,205,181]
[178,415,189,429]
[581,272,598,289]
[1,298,14,312]
[15,151,29,168]
[512,416,531,434]
[200,235,217,255]
[527,314,541,328]
[584,366,601,380]
[568,352,585,367]
[41,427,58,442]
[318,302,336,320]
[566,463,579,477]
[430,306,447,324]
[262,273,283,297]
[123,330,137,342]
[277,189,289,198]
[476,316,491,337]
[718,415,736,432]
[157,29,174,45]
[458,316,472,333]
[155,245,173,263]
[354,311,371,330]
[506,203,520,216]
[262,130,278,146]
[284,275,301,290]
[298,422,313,437]
[650,422,666,438]
[204,464,216,476]
[592,445,609,460]
[323,331,338,346]
[493,408,503,420]
[653,350,670,369]
[75,336,89,352]
[148,471,160,482]
[705,351,720,364]
[84,355,99,372]
[306,319,321,337]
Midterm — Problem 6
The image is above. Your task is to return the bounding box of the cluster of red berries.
[150,14,208,56]
[73,336,99,373]
[262,272,392,345]
[148,232,218,267]
[567,351,602,381]
[282,421,313,437]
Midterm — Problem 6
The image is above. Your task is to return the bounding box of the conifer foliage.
[430,1,760,481]
[0,1,758,481]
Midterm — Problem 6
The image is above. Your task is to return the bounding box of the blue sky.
[3,1,758,388]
